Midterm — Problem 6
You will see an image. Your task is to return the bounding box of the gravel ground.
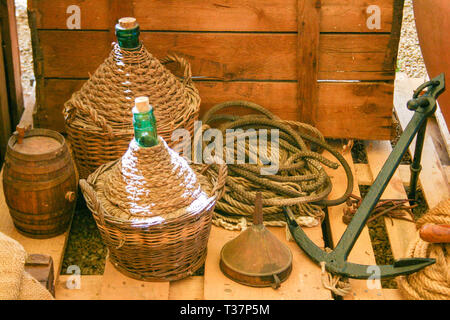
[14,0,33,96]
[13,0,431,277]
[397,0,428,78]
[61,196,107,275]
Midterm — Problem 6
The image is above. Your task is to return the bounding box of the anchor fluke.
[284,207,435,280]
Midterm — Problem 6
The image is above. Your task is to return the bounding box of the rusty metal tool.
[343,195,417,225]
[220,192,293,289]
[284,74,446,279]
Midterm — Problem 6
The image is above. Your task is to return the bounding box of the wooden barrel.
[2,129,78,239]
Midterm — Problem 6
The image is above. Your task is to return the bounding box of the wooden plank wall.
[0,25,11,162]
[28,0,403,139]
[0,0,23,129]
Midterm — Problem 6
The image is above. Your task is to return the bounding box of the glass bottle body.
[133,107,158,148]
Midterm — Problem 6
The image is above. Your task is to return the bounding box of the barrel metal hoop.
[3,168,75,191]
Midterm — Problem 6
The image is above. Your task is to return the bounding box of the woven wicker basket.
[79,139,227,281]
[63,43,200,179]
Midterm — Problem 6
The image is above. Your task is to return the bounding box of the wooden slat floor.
[0,76,448,300]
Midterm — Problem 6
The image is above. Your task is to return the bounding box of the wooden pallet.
[27,0,405,140]
[0,76,448,300]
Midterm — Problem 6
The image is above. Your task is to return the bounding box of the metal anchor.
[284,73,446,279]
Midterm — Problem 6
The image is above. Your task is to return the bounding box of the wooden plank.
[30,0,395,33]
[39,31,296,80]
[35,79,82,132]
[55,275,102,300]
[25,254,55,296]
[36,31,394,81]
[365,140,417,259]
[358,162,450,195]
[355,163,374,186]
[446,166,450,185]
[435,102,450,156]
[204,226,332,300]
[394,73,450,208]
[426,117,450,166]
[0,167,69,279]
[382,0,404,72]
[357,163,412,187]
[319,35,395,80]
[99,260,170,300]
[315,82,394,139]
[0,0,24,128]
[107,0,134,43]
[36,79,394,140]
[323,144,384,300]
[398,164,411,187]
[169,276,204,300]
[382,288,404,300]
[297,0,320,125]
[0,25,12,162]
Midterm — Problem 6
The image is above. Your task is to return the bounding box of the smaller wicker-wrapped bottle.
[80,97,226,281]
[64,17,200,179]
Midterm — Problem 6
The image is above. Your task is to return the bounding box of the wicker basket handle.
[160,54,193,86]
[80,160,117,224]
[80,177,125,249]
[79,179,93,201]
[79,178,105,224]
[64,95,114,137]
[211,162,227,201]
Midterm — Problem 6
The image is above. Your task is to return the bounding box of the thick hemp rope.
[200,101,354,230]
[398,199,450,300]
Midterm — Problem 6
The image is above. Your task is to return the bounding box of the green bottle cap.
[115,17,141,49]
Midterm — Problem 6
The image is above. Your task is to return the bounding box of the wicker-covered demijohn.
[63,38,200,179]
[80,137,226,281]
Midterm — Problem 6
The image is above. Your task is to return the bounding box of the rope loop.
[161,53,193,86]
[398,199,450,300]
[201,101,354,230]
[320,260,352,297]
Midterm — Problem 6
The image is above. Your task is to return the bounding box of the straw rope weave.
[102,138,206,219]
[201,101,353,231]
[64,43,200,179]
[80,138,227,281]
[398,199,450,300]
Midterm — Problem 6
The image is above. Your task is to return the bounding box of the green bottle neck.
[132,107,159,148]
[115,24,141,50]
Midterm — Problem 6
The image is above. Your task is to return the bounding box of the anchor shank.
[333,110,430,260]
[408,119,427,200]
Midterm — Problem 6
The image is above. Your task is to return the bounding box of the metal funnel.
[219,193,292,289]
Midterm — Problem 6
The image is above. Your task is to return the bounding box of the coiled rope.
[200,101,354,231]
[398,199,450,300]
